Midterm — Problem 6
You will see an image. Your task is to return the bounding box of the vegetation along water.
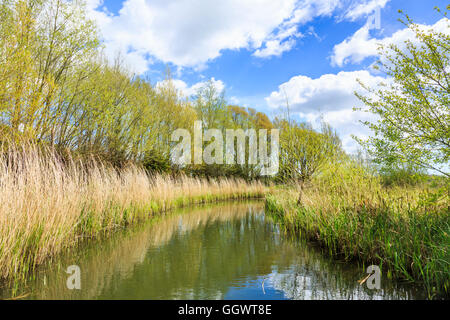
[0,0,448,299]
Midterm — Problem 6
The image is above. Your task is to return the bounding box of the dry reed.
[0,144,266,280]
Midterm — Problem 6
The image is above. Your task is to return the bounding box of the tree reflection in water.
[0,202,427,299]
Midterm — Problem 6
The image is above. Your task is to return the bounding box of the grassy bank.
[265,163,449,298]
[0,145,266,281]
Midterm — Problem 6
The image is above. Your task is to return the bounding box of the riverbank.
[1,202,428,300]
[0,146,266,281]
[265,179,449,298]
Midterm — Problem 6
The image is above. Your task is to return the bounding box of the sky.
[85,0,449,153]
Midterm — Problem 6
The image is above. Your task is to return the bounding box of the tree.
[194,80,229,129]
[355,8,450,177]
[276,119,342,183]
[0,0,100,144]
[0,0,279,180]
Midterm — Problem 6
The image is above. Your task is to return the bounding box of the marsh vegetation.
[0,0,448,299]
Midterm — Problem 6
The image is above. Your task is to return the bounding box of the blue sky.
[86,0,449,152]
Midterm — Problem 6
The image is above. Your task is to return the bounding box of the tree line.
[1,0,447,183]
[0,0,343,182]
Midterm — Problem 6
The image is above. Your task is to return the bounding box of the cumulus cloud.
[266,70,383,112]
[331,17,450,67]
[88,0,301,71]
[265,70,385,152]
[85,0,387,72]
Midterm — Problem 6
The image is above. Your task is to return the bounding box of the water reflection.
[0,202,427,299]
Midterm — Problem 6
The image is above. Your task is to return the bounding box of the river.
[0,201,427,299]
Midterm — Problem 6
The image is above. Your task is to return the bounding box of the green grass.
[265,161,449,298]
[265,188,449,298]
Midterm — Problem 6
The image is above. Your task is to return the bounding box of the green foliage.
[188,83,276,180]
[142,150,172,174]
[355,8,450,176]
[275,118,343,183]
[266,161,450,297]
[0,1,280,179]
[378,163,426,186]
[194,80,229,129]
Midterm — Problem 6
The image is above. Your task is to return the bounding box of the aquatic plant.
[0,144,266,281]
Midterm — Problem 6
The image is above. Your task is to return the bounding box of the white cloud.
[265,70,385,153]
[84,0,418,71]
[86,0,387,72]
[331,17,450,67]
[288,0,342,25]
[253,0,341,58]
[344,0,390,21]
[266,70,383,112]
[157,78,225,98]
[253,38,298,58]
[88,0,301,71]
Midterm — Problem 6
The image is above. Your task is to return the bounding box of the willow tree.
[355,8,449,176]
[224,105,275,179]
[0,0,46,139]
[277,119,342,183]
[194,80,229,129]
[0,0,100,143]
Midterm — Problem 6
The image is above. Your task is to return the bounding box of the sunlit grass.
[0,145,266,281]
[265,162,449,298]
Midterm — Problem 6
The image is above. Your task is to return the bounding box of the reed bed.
[0,203,265,300]
[0,145,266,281]
[265,163,449,298]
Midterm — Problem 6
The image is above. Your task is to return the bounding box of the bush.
[142,151,172,174]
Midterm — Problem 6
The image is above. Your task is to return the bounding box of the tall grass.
[265,161,449,298]
[1,203,265,300]
[0,144,266,281]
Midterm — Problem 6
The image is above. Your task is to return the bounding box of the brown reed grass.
[0,144,266,280]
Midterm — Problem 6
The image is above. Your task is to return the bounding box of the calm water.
[0,202,428,299]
